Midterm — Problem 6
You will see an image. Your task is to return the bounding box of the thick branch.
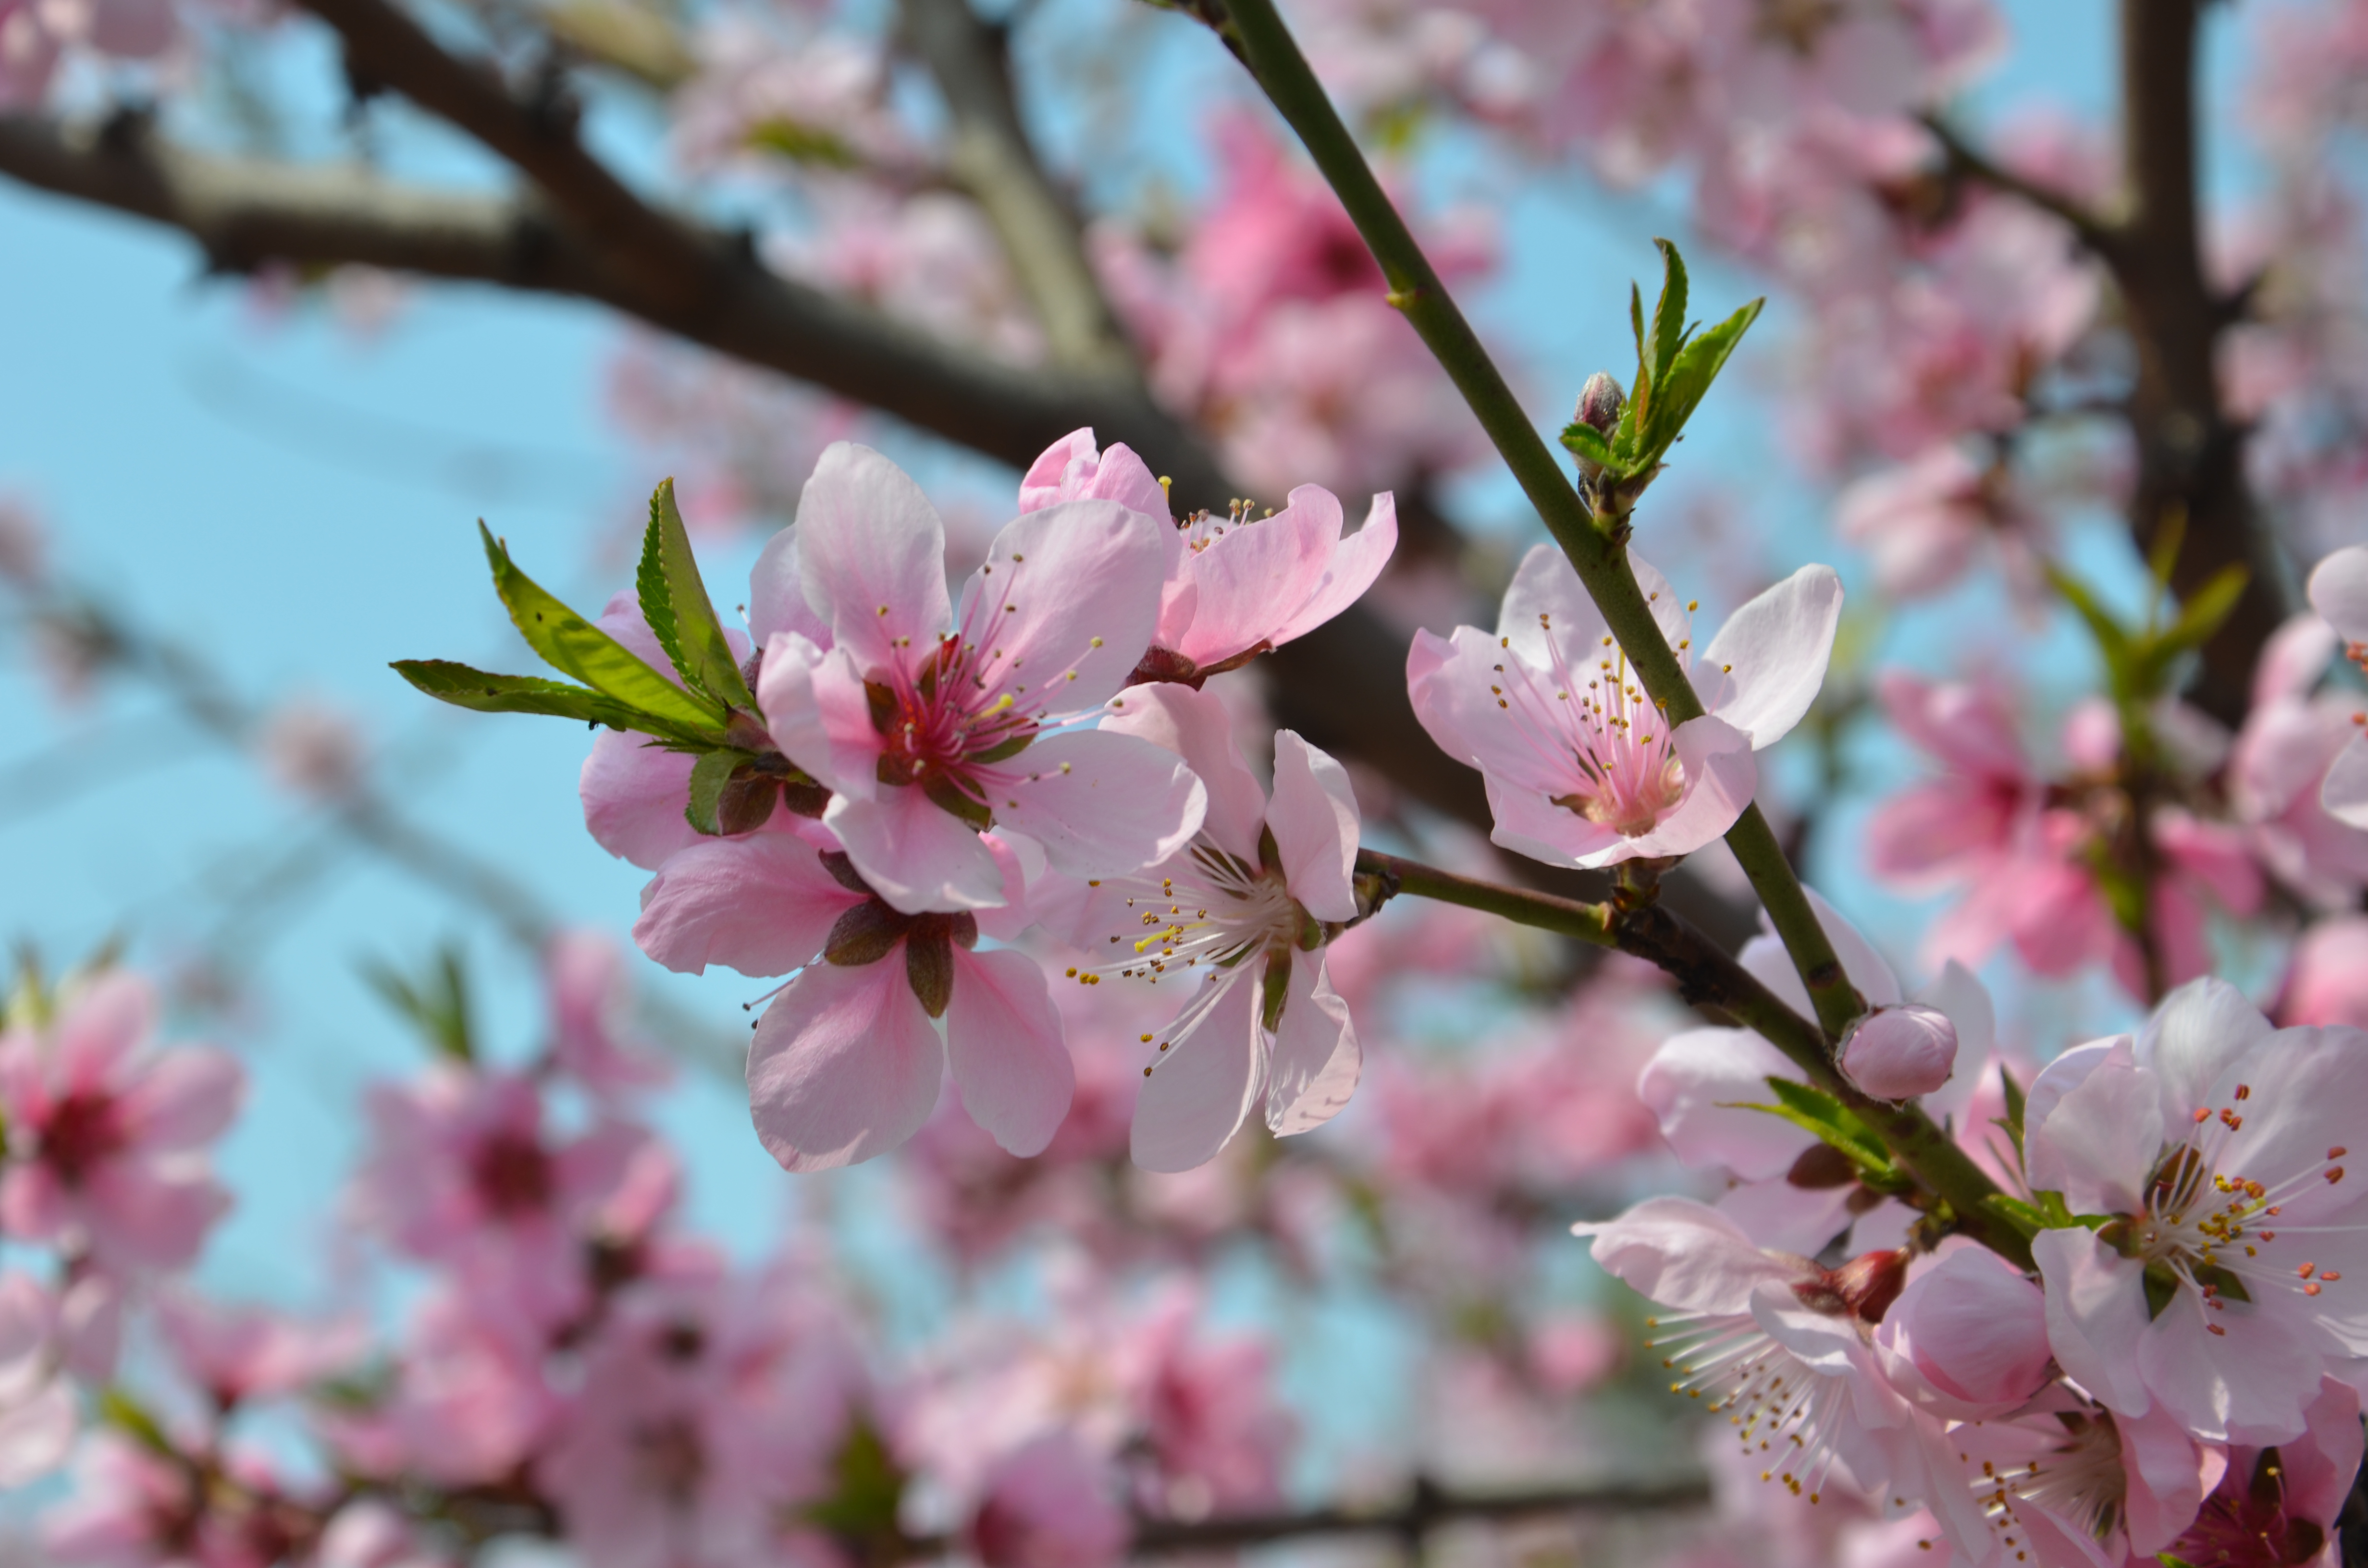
[1126,1476,1713,1554]
[1919,112,2120,256]
[897,0,1130,371]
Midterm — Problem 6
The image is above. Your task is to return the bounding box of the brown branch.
[1125,1476,1713,1554]
[1920,111,2121,257]
[896,0,1130,371]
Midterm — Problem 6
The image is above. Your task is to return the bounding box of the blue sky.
[0,0,2260,1328]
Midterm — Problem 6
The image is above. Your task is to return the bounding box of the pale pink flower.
[2161,1376,2361,1568]
[1575,1197,1932,1507]
[757,442,1206,914]
[1870,1243,2051,1420]
[2305,546,2368,830]
[1838,1004,1958,1101]
[42,1432,201,1568]
[1835,442,2044,600]
[543,930,671,1099]
[1408,547,1842,870]
[1032,684,1365,1173]
[1019,429,1397,685]
[636,830,1075,1170]
[0,0,62,105]
[2281,916,2368,1029]
[0,1273,77,1485]
[351,1286,555,1486]
[155,1295,364,1410]
[316,1500,450,1568]
[2229,616,2368,908]
[969,1432,1129,1568]
[1117,1286,1294,1514]
[0,972,243,1273]
[352,1065,657,1329]
[1933,1387,2218,1568]
[2022,978,2368,1443]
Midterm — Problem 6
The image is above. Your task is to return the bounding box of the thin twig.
[1918,112,2122,256]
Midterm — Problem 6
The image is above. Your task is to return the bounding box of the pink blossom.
[2281,916,2368,1029]
[1834,442,2043,600]
[352,1065,658,1329]
[1033,684,1365,1173]
[0,0,62,105]
[969,1432,1129,1568]
[1409,547,1841,870]
[2229,616,2368,908]
[155,1295,364,1410]
[344,1286,555,1486]
[43,1432,202,1568]
[1838,1004,1958,1101]
[1576,1197,1932,1507]
[2023,978,2368,1443]
[635,829,1075,1170]
[2161,1376,2361,1568]
[1019,429,1397,684]
[543,930,671,1099]
[1932,1387,2218,1568]
[757,442,1205,914]
[316,1500,449,1568]
[0,1273,76,1485]
[0,972,242,1273]
[1871,1243,2051,1419]
[2305,546,2368,830]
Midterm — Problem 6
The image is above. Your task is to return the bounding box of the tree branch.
[896,0,1131,371]
[1125,1476,1714,1554]
[1918,111,2121,257]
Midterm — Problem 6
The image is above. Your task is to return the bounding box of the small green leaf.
[391,660,671,734]
[479,523,729,740]
[1636,296,1763,467]
[1982,1194,2052,1239]
[1999,1065,2026,1138]
[1648,237,1691,388]
[99,1389,176,1458]
[359,944,475,1062]
[1261,948,1293,1033]
[2043,563,2134,671]
[2191,1262,2252,1304]
[2159,564,2250,659]
[802,1419,907,1540]
[684,749,752,835]
[641,478,755,710]
[745,117,859,168]
[1560,422,1618,474]
[1731,1077,1898,1180]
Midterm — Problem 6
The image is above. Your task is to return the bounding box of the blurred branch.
[1920,111,2119,255]
[1124,1476,1714,1553]
[896,0,1133,371]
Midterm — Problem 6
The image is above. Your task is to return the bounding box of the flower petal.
[1690,564,1843,748]
[748,527,832,650]
[1573,1195,1798,1315]
[960,499,1168,712]
[747,960,944,1172]
[634,836,862,976]
[114,1047,244,1152]
[2027,1046,2162,1215]
[824,788,1008,914]
[944,946,1073,1158]
[758,636,881,801]
[986,730,1206,883]
[1264,956,1358,1136]
[1608,714,1755,860]
[1495,544,1610,671]
[580,731,701,871]
[1098,684,1266,865]
[794,442,951,674]
[1269,491,1398,648]
[1636,1026,1814,1180]
[1406,626,1569,800]
[2030,1226,2154,1417]
[1175,485,1341,667]
[1130,970,1263,1174]
[1267,731,1359,922]
[2306,545,2368,643]
[2323,735,2368,830]
[2134,976,2273,1123]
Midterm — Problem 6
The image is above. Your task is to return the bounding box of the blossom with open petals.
[1020,429,1397,685]
[1409,546,1840,870]
[759,442,1206,913]
[2305,546,2368,829]
[1034,684,1364,1172]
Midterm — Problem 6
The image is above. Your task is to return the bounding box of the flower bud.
[1873,1245,2052,1417]
[1838,1004,1957,1101]
[1573,371,1625,437]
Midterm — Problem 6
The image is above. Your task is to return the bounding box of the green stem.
[1206,0,1863,1043]
[1357,849,2031,1268]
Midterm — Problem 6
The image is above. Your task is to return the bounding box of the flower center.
[1489,615,1688,839]
[470,1130,555,1218]
[41,1090,125,1185]
[1645,1307,1852,1504]
[1177,499,1263,557]
[1088,841,1306,989]
[1974,1410,2127,1547]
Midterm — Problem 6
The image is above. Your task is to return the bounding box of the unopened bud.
[1574,371,1626,437]
[1838,1004,1958,1101]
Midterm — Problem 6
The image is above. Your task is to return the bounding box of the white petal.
[1267,731,1360,923]
[1691,564,1844,748]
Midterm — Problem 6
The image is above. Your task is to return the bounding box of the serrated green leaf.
[479,523,729,740]
[685,749,752,836]
[391,660,671,735]
[641,478,754,710]
[1560,422,1618,473]
[1730,1077,1897,1179]
[1636,296,1762,466]
[1649,237,1691,387]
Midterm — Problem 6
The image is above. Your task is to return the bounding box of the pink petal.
[960,499,1169,712]
[0,1381,73,1487]
[794,442,952,675]
[2255,613,2338,710]
[1098,685,1266,865]
[1839,1004,1957,1100]
[1875,1245,2051,1416]
[1635,1026,1813,1180]
[1268,491,1398,648]
[944,947,1073,1158]
[1019,429,1172,527]
[1690,564,1844,748]
[2030,1226,2153,1417]
[1608,714,1757,861]
[2323,735,2368,830]
[748,527,832,650]
[1494,544,1611,671]
[580,731,701,871]
[1875,670,2028,780]
[1175,485,1341,667]
[1266,731,1359,922]
[747,960,944,1172]
[2117,1405,2213,1557]
[986,730,1206,883]
[1263,955,1358,1136]
[2137,1282,2320,1444]
[1406,626,1568,800]
[759,637,882,801]
[54,973,153,1094]
[1572,1195,1798,1315]
[81,1166,229,1273]
[1130,970,1263,1174]
[2026,1048,2161,1215]
[1624,553,1694,655]
[634,836,862,976]
[2306,545,2368,643]
[114,1046,244,1152]
[823,786,1007,914]
[2133,976,2271,1124]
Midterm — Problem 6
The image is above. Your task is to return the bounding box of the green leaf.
[2043,563,2134,671]
[1635,296,1763,467]
[684,748,753,836]
[1982,1194,2052,1239]
[640,478,755,710]
[478,523,729,740]
[802,1419,907,1540]
[2191,1262,2252,1304]
[2159,564,2250,659]
[1648,237,1691,388]
[1998,1065,2026,1138]
[1559,422,1618,474]
[744,117,859,169]
[1730,1077,1898,1180]
[2143,1262,2180,1320]
[99,1389,176,1458]
[359,945,475,1062]
[391,660,670,734]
